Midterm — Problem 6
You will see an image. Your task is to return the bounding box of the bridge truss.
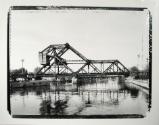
[37,43,130,77]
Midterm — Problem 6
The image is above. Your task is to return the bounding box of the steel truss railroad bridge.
[36,43,130,78]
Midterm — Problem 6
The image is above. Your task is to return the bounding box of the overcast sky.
[10,9,149,72]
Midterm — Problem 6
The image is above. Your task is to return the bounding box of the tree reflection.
[130,89,139,98]
[39,90,68,115]
[40,100,52,115]
[52,100,68,115]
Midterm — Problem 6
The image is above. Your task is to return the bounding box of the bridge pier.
[118,75,125,83]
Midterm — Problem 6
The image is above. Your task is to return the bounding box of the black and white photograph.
[8,6,151,118]
[0,0,158,124]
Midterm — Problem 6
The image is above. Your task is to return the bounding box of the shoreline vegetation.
[10,77,149,91]
[10,80,51,88]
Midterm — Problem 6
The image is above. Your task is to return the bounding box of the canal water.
[10,77,149,117]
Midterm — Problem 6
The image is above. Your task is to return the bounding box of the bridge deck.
[35,72,130,77]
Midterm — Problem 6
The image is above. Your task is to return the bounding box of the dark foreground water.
[10,77,149,117]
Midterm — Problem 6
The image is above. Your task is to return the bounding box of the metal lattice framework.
[37,43,130,77]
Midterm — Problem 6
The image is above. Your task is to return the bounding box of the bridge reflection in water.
[10,77,149,117]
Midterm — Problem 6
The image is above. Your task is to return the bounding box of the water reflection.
[10,77,149,116]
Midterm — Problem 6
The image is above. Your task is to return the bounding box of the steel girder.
[37,43,130,76]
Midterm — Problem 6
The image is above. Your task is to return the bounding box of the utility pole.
[137,54,140,70]
[21,59,24,74]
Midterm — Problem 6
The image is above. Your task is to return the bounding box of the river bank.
[125,77,149,90]
[10,80,52,88]
[10,77,149,90]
